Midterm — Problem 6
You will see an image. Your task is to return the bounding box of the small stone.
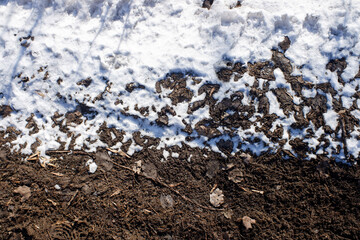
[210,188,224,207]
[82,184,92,195]
[160,194,174,209]
[0,150,6,160]
[228,168,244,183]
[242,216,256,230]
[14,186,31,202]
[0,105,13,118]
[223,209,233,219]
[54,184,61,190]
[142,162,158,179]
[132,160,142,174]
[202,0,214,10]
[96,152,113,171]
[278,36,291,52]
[206,161,220,179]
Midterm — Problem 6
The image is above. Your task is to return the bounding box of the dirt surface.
[1,30,360,239]
[0,143,359,240]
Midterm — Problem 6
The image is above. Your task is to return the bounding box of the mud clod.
[202,0,214,9]
[77,77,92,87]
[0,105,13,118]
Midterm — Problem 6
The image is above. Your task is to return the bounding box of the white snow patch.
[86,159,97,174]
[171,152,179,158]
[266,91,285,118]
[323,109,338,130]
[163,149,170,160]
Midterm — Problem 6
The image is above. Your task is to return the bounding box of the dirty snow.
[0,0,360,162]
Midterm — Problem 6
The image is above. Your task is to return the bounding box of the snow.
[0,0,360,162]
[171,152,179,158]
[86,159,97,173]
[266,91,285,118]
[323,109,338,131]
[162,149,169,160]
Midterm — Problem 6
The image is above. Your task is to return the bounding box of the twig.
[109,159,221,211]
[46,150,71,154]
[239,186,251,193]
[67,190,79,207]
[50,172,64,177]
[47,199,58,206]
[72,150,91,155]
[251,189,264,194]
[210,184,217,193]
[282,149,295,158]
[146,202,159,215]
[46,230,53,240]
[168,182,182,188]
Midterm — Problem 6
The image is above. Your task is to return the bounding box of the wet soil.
[0,144,359,240]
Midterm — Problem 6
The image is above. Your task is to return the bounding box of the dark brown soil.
[0,144,359,240]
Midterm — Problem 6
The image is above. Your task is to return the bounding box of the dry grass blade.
[27,151,40,161]
[50,172,64,177]
[110,189,121,197]
[47,199,58,206]
[251,189,264,194]
[168,183,182,188]
[39,156,58,168]
[210,184,218,193]
[209,87,216,97]
[67,190,79,207]
[35,90,45,98]
[27,152,58,168]
[240,186,251,193]
[282,149,295,158]
[106,148,131,158]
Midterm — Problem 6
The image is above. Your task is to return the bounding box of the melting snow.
[0,0,360,162]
